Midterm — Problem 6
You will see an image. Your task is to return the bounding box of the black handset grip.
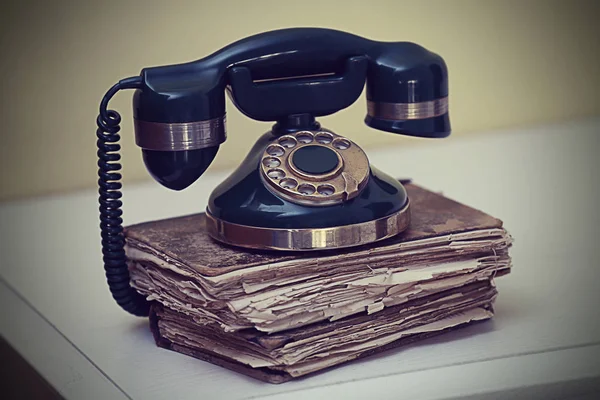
[228,56,369,121]
[133,27,449,137]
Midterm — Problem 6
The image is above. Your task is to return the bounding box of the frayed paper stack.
[125,183,512,383]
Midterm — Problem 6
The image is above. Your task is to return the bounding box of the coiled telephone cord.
[96,77,149,316]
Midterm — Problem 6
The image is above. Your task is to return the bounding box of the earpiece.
[141,148,220,191]
[364,42,450,138]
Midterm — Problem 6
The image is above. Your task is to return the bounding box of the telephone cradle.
[95,28,450,317]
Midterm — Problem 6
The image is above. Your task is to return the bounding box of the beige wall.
[1,0,598,201]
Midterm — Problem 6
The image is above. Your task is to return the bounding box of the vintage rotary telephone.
[95,28,450,316]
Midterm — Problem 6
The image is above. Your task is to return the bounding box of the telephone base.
[205,128,410,250]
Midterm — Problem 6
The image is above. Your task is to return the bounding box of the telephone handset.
[96,28,450,316]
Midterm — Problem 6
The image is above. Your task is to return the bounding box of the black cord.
[96,76,149,317]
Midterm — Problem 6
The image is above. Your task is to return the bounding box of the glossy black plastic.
[208,132,407,229]
[272,114,321,135]
[228,56,368,122]
[133,28,449,128]
[142,147,219,190]
[292,145,339,174]
[365,114,451,138]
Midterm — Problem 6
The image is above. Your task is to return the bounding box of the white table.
[2,117,600,400]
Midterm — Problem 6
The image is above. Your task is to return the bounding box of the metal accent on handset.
[367,97,449,121]
[134,116,226,151]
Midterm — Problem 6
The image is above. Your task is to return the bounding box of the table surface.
[2,117,600,400]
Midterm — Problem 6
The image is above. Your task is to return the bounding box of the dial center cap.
[291,145,339,175]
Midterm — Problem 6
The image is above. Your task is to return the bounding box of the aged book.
[124,183,513,383]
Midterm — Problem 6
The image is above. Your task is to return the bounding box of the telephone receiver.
[96,28,450,315]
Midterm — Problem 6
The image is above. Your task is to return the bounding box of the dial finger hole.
[332,138,351,150]
[296,132,314,144]
[297,184,316,195]
[267,169,285,180]
[267,145,285,156]
[262,157,280,168]
[315,132,333,144]
[317,184,335,196]
[279,178,298,189]
[278,136,297,149]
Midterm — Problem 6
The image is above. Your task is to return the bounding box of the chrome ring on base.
[205,200,410,251]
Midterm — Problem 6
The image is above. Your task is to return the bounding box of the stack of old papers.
[125,183,512,383]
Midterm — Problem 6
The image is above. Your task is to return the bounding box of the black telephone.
[96,28,450,316]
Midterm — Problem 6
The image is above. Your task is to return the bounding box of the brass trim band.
[367,97,448,120]
[134,115,227,151]
[205,201,410,251]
